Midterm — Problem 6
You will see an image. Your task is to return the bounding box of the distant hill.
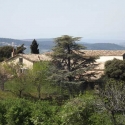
[0,38,29,46]
[81,43,125,50]
[0,38,125,53]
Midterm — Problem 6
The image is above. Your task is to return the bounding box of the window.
[19,68,28,74]
[19,57,23,65]
[19,68,23,73]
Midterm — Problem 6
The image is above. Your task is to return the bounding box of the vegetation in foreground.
[0,35,125,125]
[0,90,124,125]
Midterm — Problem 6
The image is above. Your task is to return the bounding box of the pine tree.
[15,44,26,54]
[50,35,96,95]
[30,39,39,54]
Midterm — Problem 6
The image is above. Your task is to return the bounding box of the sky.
[0,0,125,40]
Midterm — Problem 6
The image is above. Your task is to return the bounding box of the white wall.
[95,56,123,70]
[96,56,123,62]
[8,57,33,68]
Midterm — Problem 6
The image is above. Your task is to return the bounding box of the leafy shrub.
[30,101,60,125]
[89,111,112,125]
[58,92,115,125]
[0,92,123,125]
[59,93,95,125]
[0,102,7,125]
[5,99,33,125]
[0,99,60,125]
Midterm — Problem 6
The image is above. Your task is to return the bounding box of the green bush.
[0,99,60,125]
[0,102,7,125]
[58,93,115,125]
[59,93,95,125]
[5,99,33,125]
[30,101,60,125]
[89,111,112,125]
[0,92,123,125]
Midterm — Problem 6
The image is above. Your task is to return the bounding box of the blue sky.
[0,0,125,40]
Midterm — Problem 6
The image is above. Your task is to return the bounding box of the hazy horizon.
[1,37,125,43]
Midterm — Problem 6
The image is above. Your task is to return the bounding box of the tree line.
[0,39,39,62]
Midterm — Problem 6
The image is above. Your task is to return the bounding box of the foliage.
[0,64,15,91]
[50,35,96,96]
[0,90,124,125]
[100,79,125,125]
[58,92,114,125]
[105,58,125,80]
[6,73,33,98]
[89,111,112,125]
[59,93,95,125]
[30,101,59,125]
[0,101,7,124]
[0,99,60,125]
[31,61,52,99]
[4,62,58,100]
[4,63,33,97]
[0,46,13,62]
[15,44,26,54]
[5,99,33,125]
[0,44,26,62]
[30,39,39,54]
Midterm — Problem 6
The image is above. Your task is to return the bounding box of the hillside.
[0,38,125,53]
[82,43,125,50]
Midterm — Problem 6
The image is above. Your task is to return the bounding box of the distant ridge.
[81,43,125,50]
[0,38,29,46]
[0,38,125,53]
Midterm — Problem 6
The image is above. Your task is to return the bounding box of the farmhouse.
[80,50,125,80]
[4,50,125,74]
[82,50,125,69]
[2,50,125,89]
[5,53,51,73]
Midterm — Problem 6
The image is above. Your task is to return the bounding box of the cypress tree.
[30,39,39,54]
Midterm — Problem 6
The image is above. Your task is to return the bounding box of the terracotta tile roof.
[5,50,125,63]
[5,53,51,62]
[19,54,51,62]
[18,50,125,61]
[80,50,125,56]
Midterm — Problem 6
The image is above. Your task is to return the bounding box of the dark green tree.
[105,58,125,80]
[15,44,26,54]
[50,35,96,95]
[0,46,13,62]
[30,39,39,54]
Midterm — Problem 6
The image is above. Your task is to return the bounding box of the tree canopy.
[15,44,26,54]
[50,35,96,95]
[105,58,125,80]
[31,61,50,99]
[30,39,39,54]
[0,44,26,62]
[0,46,13,62]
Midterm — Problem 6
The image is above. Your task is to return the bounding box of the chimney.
[11,48,15,57]
[11,42,14,57]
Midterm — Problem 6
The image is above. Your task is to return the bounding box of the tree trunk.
[67,45,71,71]
[37,84,41,100]
[0,81,4,91]
[111,111,117,125]
[19,90,23,98]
